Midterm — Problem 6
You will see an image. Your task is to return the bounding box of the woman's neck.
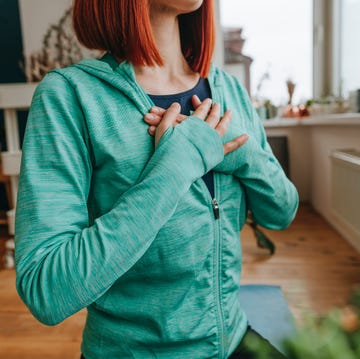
[133,11,199,95]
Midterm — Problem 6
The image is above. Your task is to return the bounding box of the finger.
[160,102,181,125]
[215,110,232,137]
[155,102,181,144]
[144,113,162,125]
[223,134,249,155]
[191,95,202,109]
[175,114,187,123]
[150,106,166,116]
[205,103,221,128]
[192,98,212,120]
[147,113,186,127]
[148,125,156,136]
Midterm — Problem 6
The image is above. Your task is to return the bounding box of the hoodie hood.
[73,53,153,115]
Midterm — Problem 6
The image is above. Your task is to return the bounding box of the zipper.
[199,176,225,358]
[202,69,227,356]
[212,175,225,359]
[212,198,220,220]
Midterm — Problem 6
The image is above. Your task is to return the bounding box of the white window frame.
[313,0,326,99]
[313,0,344,99]
[332,0,342,97]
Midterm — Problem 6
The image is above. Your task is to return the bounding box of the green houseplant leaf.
[246,213,276,255]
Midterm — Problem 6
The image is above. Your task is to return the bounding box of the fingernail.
[172,102,181,110]
[151,107,161,114]
[146,114,155,120]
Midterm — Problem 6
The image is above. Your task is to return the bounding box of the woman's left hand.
[144,95,202,136]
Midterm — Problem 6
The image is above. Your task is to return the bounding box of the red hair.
[72,0,215,77]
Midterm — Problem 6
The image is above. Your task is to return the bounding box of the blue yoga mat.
[239,285,297,353]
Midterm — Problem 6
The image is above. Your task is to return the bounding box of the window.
[220,0,313,106]
[338,0,360,97]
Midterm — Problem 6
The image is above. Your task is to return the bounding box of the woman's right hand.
[148,97,248,154]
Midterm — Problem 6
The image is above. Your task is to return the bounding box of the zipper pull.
[212,198,220,220]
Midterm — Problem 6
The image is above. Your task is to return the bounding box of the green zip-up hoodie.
[15,54,298,359]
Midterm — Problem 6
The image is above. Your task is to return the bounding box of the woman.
[15,1,298,358]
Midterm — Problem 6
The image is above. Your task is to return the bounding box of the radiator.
[331,149,360,251]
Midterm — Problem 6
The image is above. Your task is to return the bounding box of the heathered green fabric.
[15,54,299,359]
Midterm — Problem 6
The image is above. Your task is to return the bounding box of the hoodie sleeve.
[214,81,299,230]
[15,72,224,326]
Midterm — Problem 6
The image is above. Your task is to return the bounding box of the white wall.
[18,0,72,56]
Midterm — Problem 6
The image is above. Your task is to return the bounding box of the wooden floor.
[241,204,360,322]
[0,203,359,358]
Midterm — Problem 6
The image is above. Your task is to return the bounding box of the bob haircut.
[73,0,215,77]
